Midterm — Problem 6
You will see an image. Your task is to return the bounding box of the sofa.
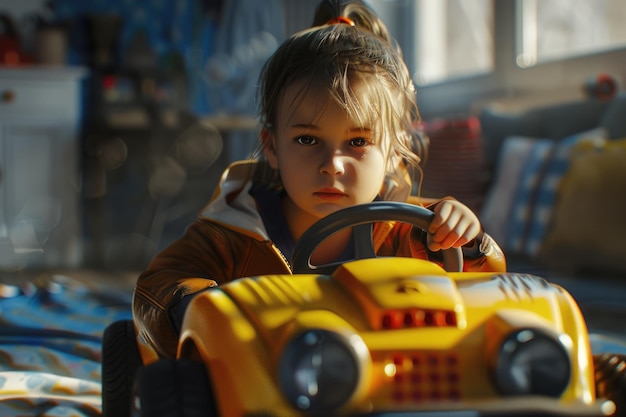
[421,90,626,279]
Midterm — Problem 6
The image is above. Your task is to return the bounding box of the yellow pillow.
[539,138,626,273]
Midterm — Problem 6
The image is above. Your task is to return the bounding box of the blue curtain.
[204,0,285,116]
[53,0,224,115]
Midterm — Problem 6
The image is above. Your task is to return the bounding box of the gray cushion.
[599,92,626,139]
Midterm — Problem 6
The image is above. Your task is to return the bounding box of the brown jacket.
[133,161,506,358]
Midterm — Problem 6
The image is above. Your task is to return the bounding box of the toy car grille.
[381,309,457,329]
[388,352,461,403]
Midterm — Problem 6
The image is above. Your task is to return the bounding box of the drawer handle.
[1,90,15,103]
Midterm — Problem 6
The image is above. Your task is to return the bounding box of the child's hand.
[426,200,481,252]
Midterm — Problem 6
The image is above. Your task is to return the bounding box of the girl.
[133,5,506,359]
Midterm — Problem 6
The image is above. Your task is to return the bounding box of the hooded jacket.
[133,161,506,358]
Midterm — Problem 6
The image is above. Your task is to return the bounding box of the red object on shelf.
[0,14,31,66]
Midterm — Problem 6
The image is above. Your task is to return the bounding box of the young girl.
[133,4,506,359]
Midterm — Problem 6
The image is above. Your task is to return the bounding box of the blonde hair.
[251,21,426,194]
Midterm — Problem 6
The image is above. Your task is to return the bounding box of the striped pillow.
[481,127,606,257]
[523,128,607,256]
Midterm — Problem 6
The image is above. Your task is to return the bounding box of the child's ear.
[261,128,279,169]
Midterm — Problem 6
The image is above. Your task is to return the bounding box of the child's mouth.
[314,188,346,201]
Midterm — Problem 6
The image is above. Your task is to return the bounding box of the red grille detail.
[390,352,461,403]
[381,309,457,329]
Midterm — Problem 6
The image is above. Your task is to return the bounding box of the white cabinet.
[0,67,86,270]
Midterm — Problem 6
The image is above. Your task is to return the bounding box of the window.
[516,0,626,67]
[369,0,494,86]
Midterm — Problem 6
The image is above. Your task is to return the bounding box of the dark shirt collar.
[251,184,355,266]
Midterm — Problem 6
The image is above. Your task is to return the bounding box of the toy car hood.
[178,257,612,416]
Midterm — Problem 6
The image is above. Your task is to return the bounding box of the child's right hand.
[426,200,481,252]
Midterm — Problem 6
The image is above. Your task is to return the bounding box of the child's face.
[263,80,388,222]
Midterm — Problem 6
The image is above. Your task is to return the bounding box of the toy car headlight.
[493,328,571,397]
[278,329,361,413]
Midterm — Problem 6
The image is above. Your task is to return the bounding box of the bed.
[0,270,134,417]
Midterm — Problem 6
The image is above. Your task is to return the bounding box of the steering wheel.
[291,201,463,274]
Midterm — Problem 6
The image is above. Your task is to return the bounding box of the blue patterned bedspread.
[0,272,133,417]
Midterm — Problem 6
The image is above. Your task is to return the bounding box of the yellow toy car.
[102,202,624,417]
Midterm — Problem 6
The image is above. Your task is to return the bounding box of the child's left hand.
[426,200,481,252]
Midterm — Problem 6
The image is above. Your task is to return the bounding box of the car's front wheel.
[102,320,142,417]
[137,358,217,417]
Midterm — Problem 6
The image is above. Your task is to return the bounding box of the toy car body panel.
[176,257,614,416]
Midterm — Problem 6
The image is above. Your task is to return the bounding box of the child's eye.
[295,135,318,146]
[349,137,369,147]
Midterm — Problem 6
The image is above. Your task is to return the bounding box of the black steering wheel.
[291,201,463,274]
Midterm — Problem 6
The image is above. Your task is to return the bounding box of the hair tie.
[326,16,355,26]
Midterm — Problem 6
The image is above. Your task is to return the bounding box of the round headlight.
[278,330,361,413]
[494,328,571,397]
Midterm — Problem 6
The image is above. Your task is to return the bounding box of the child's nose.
[319,151,346,175]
